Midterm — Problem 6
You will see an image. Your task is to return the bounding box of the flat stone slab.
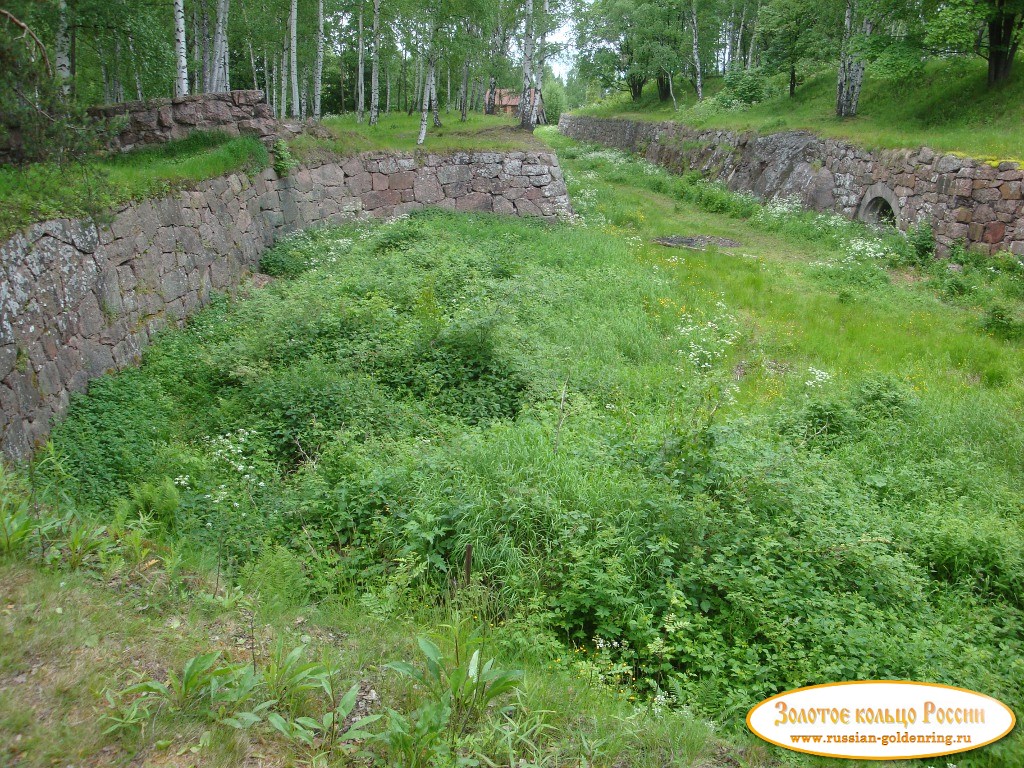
[653,235,742,249]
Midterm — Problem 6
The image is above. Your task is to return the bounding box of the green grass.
[6,130,1024,766]
[289,111,542,163]
[0,131,269,240]
[572,58,1024,162]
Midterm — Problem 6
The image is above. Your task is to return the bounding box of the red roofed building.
[484,88,546,123]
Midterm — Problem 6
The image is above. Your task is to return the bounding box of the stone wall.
[0,149,570,460]
[558,115,1024,257]
[89,91,278,151]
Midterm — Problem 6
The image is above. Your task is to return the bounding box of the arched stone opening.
[856,183,901,229]
[863,196,896,226]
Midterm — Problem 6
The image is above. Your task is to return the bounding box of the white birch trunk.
[314,0,324,119]
[431,60,442,127]
[460,58,469,120]
[417,51,434,145]
[519,0,534,126]
[280,44,288,119]
[290,0,300,117]
[691,0,704,101]
[211,0,231,92]
[56,0,72,96]
[174,0,189,96]
[357,6,365,123]
[127,33,144,100]
[370,0,381,124]
[529,0,548,127]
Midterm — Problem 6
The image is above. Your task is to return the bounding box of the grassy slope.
[289,112,543,162]
[1,113,534,240]
[4,130,1024,766]
[0,562,726,767]
[0,132,270,241]
[573,58,1024,161]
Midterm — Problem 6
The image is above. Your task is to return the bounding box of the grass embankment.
[0,131,269,241]
[289,112,544,163]
[573,58,1024,161]
[3,129,1024,766]
[1,114,541,240]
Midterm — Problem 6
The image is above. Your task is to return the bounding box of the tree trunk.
[370,0,381,124]
[200,6,209,92]
[519,0,534,126]
[112,35,124,102]
[746,0,760,69]
[314,0,325,119]
[789,63,796,96]
[399,49,406,112]
[667,70,678,110]
[836,1,870,117]
[386,68,391,113]
[280,44,288,119]
[56,0,72,96]
[127,33,144,100]
[486,73,496,115]
[529,0,549,126]
[289,0,299,116]
[657,74,671,101]
[357,5,365,123]
[988,6,1022,85]
[268,54,275,113]
[690,0,703,101]
[418,50,434,145]
[173,0,189,96]
[431,62,442,127]
[211,0,230,92]
[460,57,470,120]
[409,48,421,115]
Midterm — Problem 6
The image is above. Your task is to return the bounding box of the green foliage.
[0,469,33,555]
[272,139,299,177]
[387,631,523,741]
[124,651,226,711]
[239,545,309,616]
[720,68,770,106]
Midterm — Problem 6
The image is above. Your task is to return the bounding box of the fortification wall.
[558,115,1024,257]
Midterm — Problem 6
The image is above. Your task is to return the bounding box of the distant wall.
[559,115,1024,257]
[88,90,278,151]
[0,149,571,460]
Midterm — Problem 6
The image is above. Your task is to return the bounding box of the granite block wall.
[88,90,278,151]
[558,115,1024,257]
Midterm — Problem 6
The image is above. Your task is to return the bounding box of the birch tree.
[314,0,325,118]
[370,0,382,124]
[357,4,365,122]
[173,0,189,96]
[519,0,534,127]
[289,0,300,116]
[690,0,704,100]
[56,0,72,96]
